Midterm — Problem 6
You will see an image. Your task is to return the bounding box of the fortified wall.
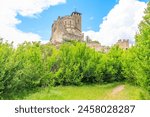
[85,36,110,52]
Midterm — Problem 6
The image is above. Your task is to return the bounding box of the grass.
[24,83,150,100]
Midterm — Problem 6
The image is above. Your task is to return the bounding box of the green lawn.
[24,83,150,100]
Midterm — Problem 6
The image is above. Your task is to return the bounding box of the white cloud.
[0,0,66,46]
[84,0,147,46]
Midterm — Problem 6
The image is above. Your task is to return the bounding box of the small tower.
[116,39,129,50]
[71,11,82,31]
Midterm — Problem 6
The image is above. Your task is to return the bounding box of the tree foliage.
[133,2,150,91]
[101,45,125,83]
[122,2,150,91]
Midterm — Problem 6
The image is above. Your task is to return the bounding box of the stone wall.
[86,38,129,52]
[87,41,110,52]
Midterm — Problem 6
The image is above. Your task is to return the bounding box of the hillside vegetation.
[0,2,149,99]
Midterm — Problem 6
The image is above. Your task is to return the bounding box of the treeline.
[0,39,149,99]
[0,40,126,99]
[0,2,149,99]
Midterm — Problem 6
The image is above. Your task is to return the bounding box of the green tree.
[40,43,59,87]
[101,45,125,83]
[134,2,150,91]
[0,39,14,99]
[53,42,86,85]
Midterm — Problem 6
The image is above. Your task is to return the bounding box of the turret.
[71,11,82,31]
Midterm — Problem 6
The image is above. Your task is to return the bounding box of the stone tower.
[116,39,129,50]
[50,11,84,44]
[71,11,81,31]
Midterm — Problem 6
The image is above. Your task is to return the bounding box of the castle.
[50,11,129,51]
[51,11,84,44]
[116,39,129,50]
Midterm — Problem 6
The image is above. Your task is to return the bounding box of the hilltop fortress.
[51,11,84,44]
[50,11,129,51]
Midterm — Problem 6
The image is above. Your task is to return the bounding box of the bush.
[100,46,125,83]
[0,40,14,99]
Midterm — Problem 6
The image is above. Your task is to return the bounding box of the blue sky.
[16,0,148,41]
[0,0,148,46]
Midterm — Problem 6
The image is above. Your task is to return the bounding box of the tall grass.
[24,83,150,100]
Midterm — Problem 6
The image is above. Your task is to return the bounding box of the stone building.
[116,39,129,50]
[50,11,84,44]
[50,11,129,51]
